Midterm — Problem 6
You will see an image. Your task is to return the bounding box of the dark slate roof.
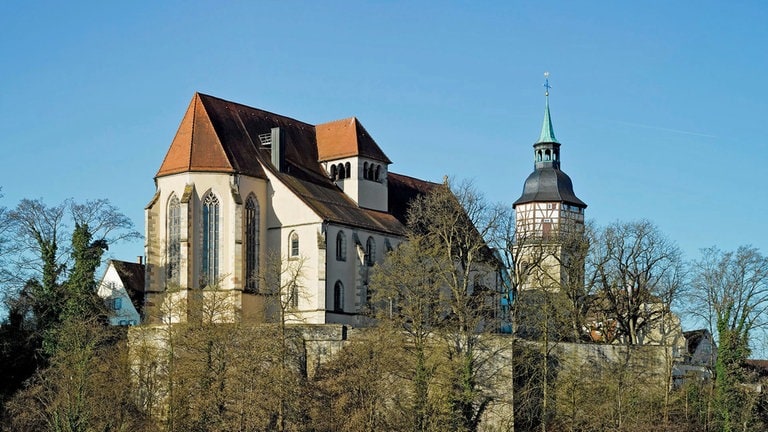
[513,167,586,208]
[111,260,145,313]
[158,93,432,236]
[387,173,440,224]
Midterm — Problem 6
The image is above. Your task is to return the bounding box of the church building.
[143,93,438,326]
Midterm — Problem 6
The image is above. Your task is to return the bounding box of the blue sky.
[1,3,767,288]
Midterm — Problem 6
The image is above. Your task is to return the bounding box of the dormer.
[316,117,391,212]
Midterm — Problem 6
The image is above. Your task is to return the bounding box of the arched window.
[345,162,351,178]
[167,195,180,284]
[245,195,259,291]
[338,163,346,180]
[333,280,344,312]
[537,151,542,162]
[336,231,346,261]
[367,164,374,181]
[544,149,551,161]
[290,283,299,309]
[201,192,220,285]
[374,165,381,182]
[289,231,299,257]
[366,236,376,266]
[330,164,337,181]
[363,162,369,179]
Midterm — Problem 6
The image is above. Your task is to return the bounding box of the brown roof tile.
[157,93,234,177]
[111,260,146,312]
[316,117,391,163]
[156,93,432,236]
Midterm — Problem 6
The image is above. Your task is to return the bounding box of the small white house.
[97,259,144,326]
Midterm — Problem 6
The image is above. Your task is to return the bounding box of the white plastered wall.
[97,263,141,326]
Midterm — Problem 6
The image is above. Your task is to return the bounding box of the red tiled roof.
[316,117,391,163]
[155,93,431,235]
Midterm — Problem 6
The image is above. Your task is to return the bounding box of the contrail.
[614,120,717,139]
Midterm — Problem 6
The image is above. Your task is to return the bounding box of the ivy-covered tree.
[690,246,768,431]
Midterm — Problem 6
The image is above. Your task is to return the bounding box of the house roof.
[316,117,392,163]
[157,93,432,235]
[110,260,145,312]
[683,329,712,356]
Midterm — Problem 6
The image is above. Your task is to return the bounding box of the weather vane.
[543,71,551,97]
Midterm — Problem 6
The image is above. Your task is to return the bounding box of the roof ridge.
[197,92,315,129]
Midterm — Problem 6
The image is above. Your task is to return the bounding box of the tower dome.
[513,75,586,210]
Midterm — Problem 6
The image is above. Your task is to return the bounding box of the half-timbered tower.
[513,78,587,289]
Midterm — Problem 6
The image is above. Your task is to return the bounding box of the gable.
[316,117,392,163]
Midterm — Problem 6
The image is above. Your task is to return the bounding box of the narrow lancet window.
[202,192,220,286]
[245,195,259,291]
[336,231,346,261]
[334,280,344,312]
[167,195,181,285]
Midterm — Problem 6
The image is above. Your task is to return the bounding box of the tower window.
[201,192,220,286]
[345,162,351,179]
[330,164,338,181]
[363,162,369,180]
[338,163,346,180]
[374,165,381,182]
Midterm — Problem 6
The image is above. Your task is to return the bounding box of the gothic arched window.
[333,280,344,312]
[289,231,299,257]
[366,236,376,266]
[336,231,346,261]
[202,192,220,285]
[245,195,259,291]
[290,283,299,309]
[167,194,181,285]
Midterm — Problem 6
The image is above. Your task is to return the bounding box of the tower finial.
[537,72,558,144]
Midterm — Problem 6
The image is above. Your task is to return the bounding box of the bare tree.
[371,179,508,431]
[689,245,768,431]
[588,220,684,346]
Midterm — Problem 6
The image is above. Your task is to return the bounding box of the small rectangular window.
[112,298,122,311]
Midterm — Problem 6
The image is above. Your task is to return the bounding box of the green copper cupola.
[533,73,561,170]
